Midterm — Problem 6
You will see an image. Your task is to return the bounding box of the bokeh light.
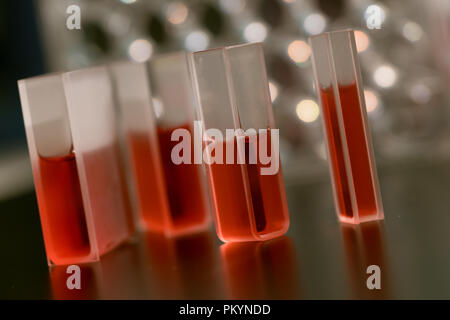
[185,31,210,51]
[243,22,268,42]
[166,2,189,25]
[354,30,370,52]
[409,83,431,104]
[303,13,326,35]
[373,65,397,88]
[296,99,320,123]
[364,89,379,113]
[402,21,423,42]
[287,40,311,63]
[128,39,153,62]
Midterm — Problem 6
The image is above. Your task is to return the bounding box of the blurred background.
[2,0,450,299]
[2,0,450,198]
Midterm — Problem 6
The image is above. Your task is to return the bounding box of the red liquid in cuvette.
[38,152,90,265]
[320,83,377,219]
[37,143,133,265]
[128,132,169,232]
[205,130,289,242]
[157,124,209,233]
[128,124,209,234]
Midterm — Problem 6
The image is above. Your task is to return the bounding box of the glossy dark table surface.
[1,159,450,299]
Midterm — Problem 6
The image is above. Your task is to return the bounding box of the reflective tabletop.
[2,159,450,299]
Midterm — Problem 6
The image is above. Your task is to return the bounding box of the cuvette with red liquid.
[309,29,384,224]
[189,43,289,242]
[111,58,210,236]
[18,67,134,266]
[110,62,170,234]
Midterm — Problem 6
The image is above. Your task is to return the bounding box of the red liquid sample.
[129,124,209,235]
[320,83,377,220]
[157,124,209,233]
[205,130,289,242]
[37,152,91,265]
[128,132,170,232]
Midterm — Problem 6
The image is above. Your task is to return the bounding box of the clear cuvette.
[309,30,384,224]
[133,53,210,236]
[18,67,135,265]
[189,43,290,242]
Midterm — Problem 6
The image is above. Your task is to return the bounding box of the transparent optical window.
[309,29,384,224]
[190,48,237,133]
[21,74,73,158]
[225,43,274,131]
[148,52,196,128]
[110,61,158,134]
